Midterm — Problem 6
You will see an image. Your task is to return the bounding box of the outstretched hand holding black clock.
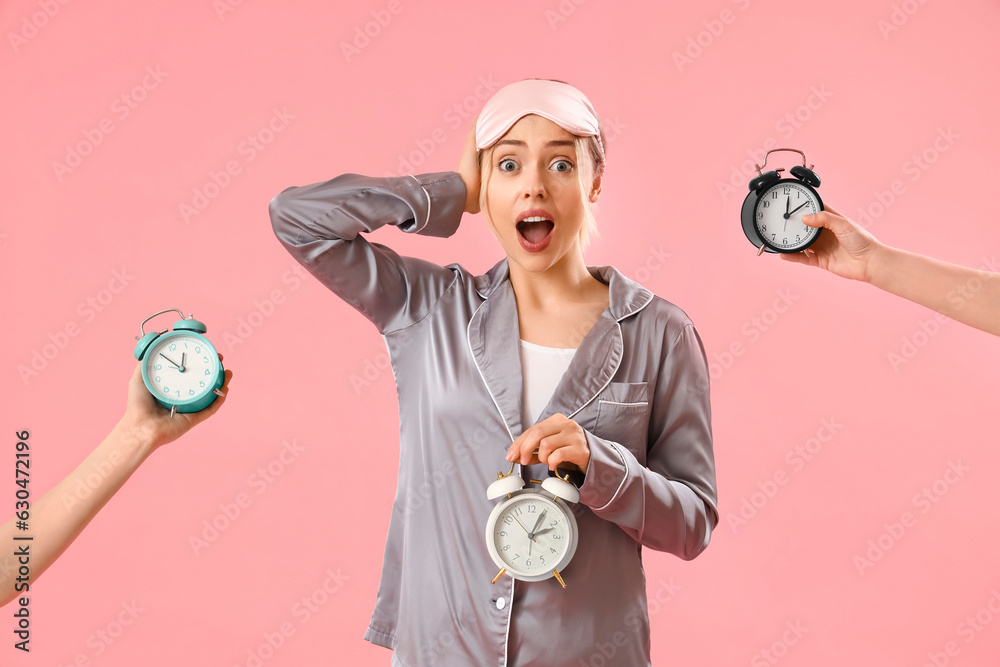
[781,207,1000,337]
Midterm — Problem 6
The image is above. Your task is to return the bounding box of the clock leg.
[491,568,506,584]
[552,570,567,589]
[169,405,176,418]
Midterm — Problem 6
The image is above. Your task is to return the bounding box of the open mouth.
[516,218,555,245]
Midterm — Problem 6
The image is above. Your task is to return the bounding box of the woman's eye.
[498,159,517,172]
[552,160,573,172]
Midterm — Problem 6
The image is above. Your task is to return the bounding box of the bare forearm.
[869,245,1000,336]
[0,419,155,606]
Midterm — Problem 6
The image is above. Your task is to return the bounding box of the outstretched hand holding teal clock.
[782,206,1000,337]
[0,356,233,607]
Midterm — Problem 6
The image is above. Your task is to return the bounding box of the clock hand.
[532,527,555,537]
[159,352,182,369]
[785,196,790,217]
[788,201,810,216]
[528,509,547,540]
[179,351,186,372]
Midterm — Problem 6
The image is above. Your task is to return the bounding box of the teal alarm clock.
[133,308,225,417]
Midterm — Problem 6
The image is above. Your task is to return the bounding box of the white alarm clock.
[485,463,580,588]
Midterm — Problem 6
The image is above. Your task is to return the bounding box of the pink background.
[3,1,1000,665]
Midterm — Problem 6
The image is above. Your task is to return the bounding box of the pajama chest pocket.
[592,381,650,465]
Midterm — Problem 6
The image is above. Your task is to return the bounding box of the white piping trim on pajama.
[592,440,629,512]
[407,174,432,232]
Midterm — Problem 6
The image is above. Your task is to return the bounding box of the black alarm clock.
[741,148,824,255]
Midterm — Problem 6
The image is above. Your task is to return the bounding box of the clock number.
[513,507,523,517]
[499,530,507,537]
[162,386,169,394]
[527,503,536,514]
[155,364,162,371]
[512,554,520,561]
[770,191,778,199]
[189,389,195,396]
[550,548,558,554]
[204,369,212,376]
[169,343,176,351]
[155,375,161,383]
[525,559,531,567]
[504,516,513,525]
[783,238,788,244]
[202,356,210,363]
[553,534,562,540]
[200,380,206,388]
[783,187,791,195]
[195,346,201,353]
[175,390,181,398]
[539,555,545,564]
[757,212,763,220]
[771,234,776,240]
[762,200,770,208]
[796,235,801,242]
[502,544,510,551]
[549,520,558,528]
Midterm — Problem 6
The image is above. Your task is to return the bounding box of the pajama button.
[495,597,506,610]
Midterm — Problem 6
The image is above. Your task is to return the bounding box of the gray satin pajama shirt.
[268,170,719,667]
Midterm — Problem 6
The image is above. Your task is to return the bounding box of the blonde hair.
[477,79,607,252]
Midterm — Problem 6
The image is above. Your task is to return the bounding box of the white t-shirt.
[519,338,578,427]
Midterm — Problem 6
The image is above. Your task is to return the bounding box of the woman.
[269,78,717,666]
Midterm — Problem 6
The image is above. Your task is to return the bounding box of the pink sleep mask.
[475,79,605,170]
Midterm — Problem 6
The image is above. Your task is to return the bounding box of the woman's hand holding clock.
[780,204,883,283]
[506,413,591,475]
[457,118,482,215]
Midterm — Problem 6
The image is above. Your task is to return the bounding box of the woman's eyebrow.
[494,139,576,149]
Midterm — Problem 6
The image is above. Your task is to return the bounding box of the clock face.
[754,180,823,252]
[143,333,221,406]
[486,492,578,582]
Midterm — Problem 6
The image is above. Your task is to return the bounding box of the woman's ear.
[589,175,602,203]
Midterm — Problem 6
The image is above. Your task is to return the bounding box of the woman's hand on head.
[780,204,885,283]
[457,118,482,215]
[506,414,591,476]
[120,354,233,452]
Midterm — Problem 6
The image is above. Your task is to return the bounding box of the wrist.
[111,417,159,463]
[866,242,896,288]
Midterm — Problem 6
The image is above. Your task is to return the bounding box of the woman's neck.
[507,252,606,310]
